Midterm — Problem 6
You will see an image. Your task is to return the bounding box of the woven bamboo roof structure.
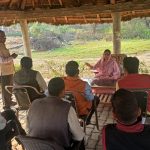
[0,0,150,26]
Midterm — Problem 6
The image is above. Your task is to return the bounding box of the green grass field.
[16,39,149,78]
[32,39,150,60]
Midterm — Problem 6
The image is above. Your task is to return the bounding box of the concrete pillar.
[20,19,31,57]
[112,12,121,54]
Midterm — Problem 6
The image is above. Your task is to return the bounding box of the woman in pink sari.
[85,49,120,80]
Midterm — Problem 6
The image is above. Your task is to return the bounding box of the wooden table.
[92,85,116,106]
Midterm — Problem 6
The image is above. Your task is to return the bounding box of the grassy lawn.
[32,39,150,60]
[14,39,150,78]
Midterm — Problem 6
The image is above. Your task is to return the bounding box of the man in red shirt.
[116,57,150,114]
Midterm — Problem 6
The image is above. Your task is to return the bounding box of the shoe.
[10,101,17,106]
[3,106,11,110]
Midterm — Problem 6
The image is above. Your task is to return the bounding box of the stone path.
[0,96,115,150]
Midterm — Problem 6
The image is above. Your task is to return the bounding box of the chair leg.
[83,121,86,134]
[16,109,19,118]
[93,98,99,130]
[95,109,99,130]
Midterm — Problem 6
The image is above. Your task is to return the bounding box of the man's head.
[111,89,140,125]
[103,49,111,60]
[48,77,65,97]
[21,57,33,70]
[123,57,139,74]
[65,61,79,77]
[0,30,6,43]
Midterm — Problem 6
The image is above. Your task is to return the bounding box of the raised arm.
[85,62,93,69]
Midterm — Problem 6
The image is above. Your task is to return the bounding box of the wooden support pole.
[20,19,31,57]
[112,12,121,54]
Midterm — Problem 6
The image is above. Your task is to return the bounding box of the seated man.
[27,77,85,150]
[13,57,47,102]
[116,57,150,114]
[102,89,150,150]
[63,61,99,121]
[0,109,26,150]
[85,49,120,80]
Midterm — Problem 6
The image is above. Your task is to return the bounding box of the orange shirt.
[63,76,92,116]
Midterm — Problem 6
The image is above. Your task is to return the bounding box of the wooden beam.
[8,0,13,8]
[20,0,26,10]
[31,0,35,9]
[58,0,63,6]
[20,19,31,57]
[112,12,121,54]
[96,14,101,21]
[110,0,116,4]
[64,16,68,23]
[83,16,87,23]
[65,18,111,21]
[47,0,52,7]
[53,17,56,23]
[0,2,149,20]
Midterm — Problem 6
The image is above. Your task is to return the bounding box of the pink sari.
[93,56,120,80]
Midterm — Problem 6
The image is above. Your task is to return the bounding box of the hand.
[85,62,92,68]
[11,53,18,59]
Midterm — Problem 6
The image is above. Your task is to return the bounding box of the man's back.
[14,69,40,89]
[14,69,44,101]
[63,76,92,116]
[118,74,150,88]
[27,96,71,148]
[103,123,150,150]
[117,74,150,112]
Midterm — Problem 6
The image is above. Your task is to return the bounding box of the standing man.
[0,30,18,109]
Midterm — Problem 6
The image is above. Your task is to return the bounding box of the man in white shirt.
[0,30,18,109]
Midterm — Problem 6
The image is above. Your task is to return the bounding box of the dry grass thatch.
[0,0,150,26]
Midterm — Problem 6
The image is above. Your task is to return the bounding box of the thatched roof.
[0,0,150,26]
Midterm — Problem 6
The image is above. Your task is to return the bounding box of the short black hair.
[48,77,65,96]
[104,49,111,54]
[123,57,139,73]
[111,89,139,124]
[21,57,32,69]
[65,61,79,77]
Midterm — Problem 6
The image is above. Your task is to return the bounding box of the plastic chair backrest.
[5,85,42,110]
[13,87,31,110]
[17,135,62,150]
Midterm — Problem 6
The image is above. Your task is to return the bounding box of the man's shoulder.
[118,74,150,86]
[31,69,39,74]
[32,97,46,104]
[140,74,150,78]
[127,74,150,80]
